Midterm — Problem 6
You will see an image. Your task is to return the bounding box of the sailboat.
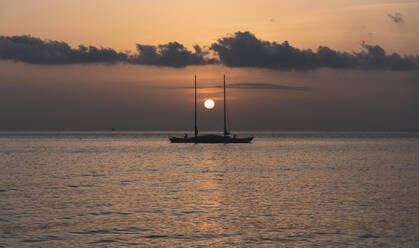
[169,75,254,143]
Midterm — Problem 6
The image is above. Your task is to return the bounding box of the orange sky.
[1,0,419,54]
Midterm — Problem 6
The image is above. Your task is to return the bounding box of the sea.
[0,132,418,247]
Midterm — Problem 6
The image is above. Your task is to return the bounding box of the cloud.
[0,35,127,64]
[130,42,217,67]
[0,35,216,67]
[170,82,307,91]
[1,32,418,70]
[223,83,306,91]
[357,41,418,70]
[388,12,404,24]
[210,31,419,71]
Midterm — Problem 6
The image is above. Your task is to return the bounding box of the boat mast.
[194,75,198,137]
[224,74,228,136]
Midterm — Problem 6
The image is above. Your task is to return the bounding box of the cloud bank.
[171,83,307,91]
[0,35,127,64]
[1,32,418,70]
[0,35,214,67]
[222,83,306,91]
[131,42,216,67]
[210,31,418,71]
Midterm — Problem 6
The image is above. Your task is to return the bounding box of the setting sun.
[204,99,215,109]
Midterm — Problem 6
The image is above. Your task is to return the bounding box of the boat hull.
[169,135,253,144]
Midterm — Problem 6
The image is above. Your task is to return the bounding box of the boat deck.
[170,134,253,143]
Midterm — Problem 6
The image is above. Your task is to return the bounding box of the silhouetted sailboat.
[169,75,253,143]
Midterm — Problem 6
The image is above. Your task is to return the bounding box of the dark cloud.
[1,33,418,70]
[210,31,419,71]
[169,82,307,91]
[222,83,306,91]
[388,12,404,24]
[130,42,217,67]
[356,41,418,70]
[0,35,216,67]
[0,35,127,64]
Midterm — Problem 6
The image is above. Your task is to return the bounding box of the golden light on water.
[204,99,215,109]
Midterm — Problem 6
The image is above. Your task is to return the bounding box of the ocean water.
[0,132,418,247]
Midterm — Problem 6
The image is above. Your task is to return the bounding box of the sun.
[204,99,215,109]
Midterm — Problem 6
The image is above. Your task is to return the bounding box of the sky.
[0,0,418,131]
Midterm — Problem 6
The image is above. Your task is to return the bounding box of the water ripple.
[0,132,418,247]
[72,227,151,235]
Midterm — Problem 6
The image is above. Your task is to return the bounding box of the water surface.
[0,132,418,247]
